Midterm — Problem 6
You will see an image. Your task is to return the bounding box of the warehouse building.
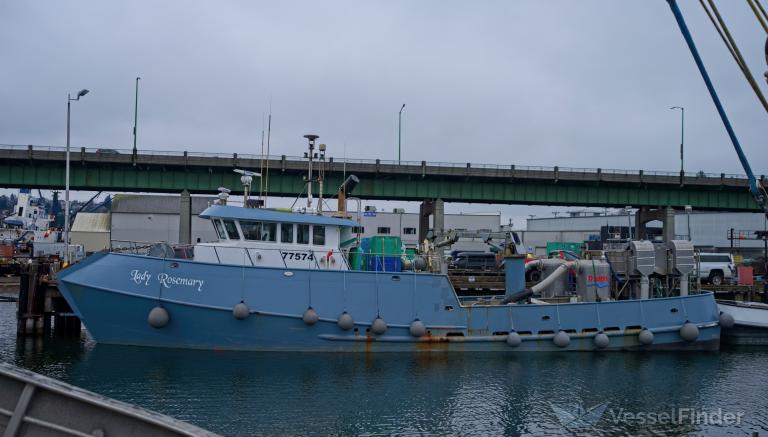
[110,194,218,244]
[523,211,768,257]
[70,212,111,253]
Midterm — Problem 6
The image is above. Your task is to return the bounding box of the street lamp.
[65,88,89,264]
[132,77,140,165]
[398,103,405,164]
[670,106,684,175]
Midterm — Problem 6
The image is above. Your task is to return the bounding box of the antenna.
[217,187,231,205]
[234,169,261,207]
[259,114,265,203]
[264,103,272,207]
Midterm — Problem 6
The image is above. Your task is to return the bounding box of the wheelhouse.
[194,205,358,270]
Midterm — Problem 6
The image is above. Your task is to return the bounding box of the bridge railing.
[0,143,755,181]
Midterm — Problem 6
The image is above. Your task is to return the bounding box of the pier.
[14,261,80,338]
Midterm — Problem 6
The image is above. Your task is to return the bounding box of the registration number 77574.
[281,251,315,261]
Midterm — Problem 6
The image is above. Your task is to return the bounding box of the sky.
[1,1,766,227]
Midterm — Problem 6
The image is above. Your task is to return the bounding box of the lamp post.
[398,103,405,164]
[65,88,89,264]
[670,106,684,175]
[625,206,633,239]
[132,77,140,165]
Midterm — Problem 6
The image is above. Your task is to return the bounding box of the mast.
[318,142,326,214]
[303,134,318,211]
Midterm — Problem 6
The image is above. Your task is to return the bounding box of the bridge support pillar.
[418,199,444,244]
[635,206,676,242]
[179,189,191,245]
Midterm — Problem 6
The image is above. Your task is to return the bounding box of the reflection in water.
[1,302,767,436]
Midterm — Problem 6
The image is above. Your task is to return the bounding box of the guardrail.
[0,143,753,181]
[108,240,436,272]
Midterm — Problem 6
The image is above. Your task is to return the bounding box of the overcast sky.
[1,1,766,225]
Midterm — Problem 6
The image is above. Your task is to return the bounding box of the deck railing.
[108,240,433,273]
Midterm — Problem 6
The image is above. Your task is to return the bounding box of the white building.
[523,211,768,257]
[110,194,218,244]
[70,212,111,253]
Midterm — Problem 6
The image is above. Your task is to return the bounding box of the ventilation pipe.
[640,275,650,299]
[336,175,359,217]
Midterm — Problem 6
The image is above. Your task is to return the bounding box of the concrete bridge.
[0,144,764,211]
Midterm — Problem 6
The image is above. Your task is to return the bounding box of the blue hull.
[57,252,720,352]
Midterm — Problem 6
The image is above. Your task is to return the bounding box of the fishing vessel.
[55,135,722,352]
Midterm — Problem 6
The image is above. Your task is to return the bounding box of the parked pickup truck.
[698,252,735,285]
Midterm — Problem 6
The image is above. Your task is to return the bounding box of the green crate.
[368,236,403,257]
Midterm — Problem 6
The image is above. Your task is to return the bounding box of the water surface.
[1,302,766,436]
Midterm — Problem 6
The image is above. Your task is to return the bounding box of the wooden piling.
[16,260,80,338]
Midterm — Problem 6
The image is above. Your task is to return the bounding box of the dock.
[14,261,81,338]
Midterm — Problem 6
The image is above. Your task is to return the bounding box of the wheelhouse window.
[240,221,276,242]
[213,219,227,239]
[352,226,364,234]
[403,227,416,235]
[297,224,310,244]
[313,225,325,245]
[377,227,390,235]
[223,220,240,240]
[281,223,294,243]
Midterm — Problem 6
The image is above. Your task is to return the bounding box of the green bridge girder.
[0,153,761,211]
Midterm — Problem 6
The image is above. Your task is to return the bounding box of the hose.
[531,261,579,294]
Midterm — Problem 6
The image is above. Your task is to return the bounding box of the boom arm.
[667,0,768,217]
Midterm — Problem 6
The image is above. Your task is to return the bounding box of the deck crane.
[667,0,768,219]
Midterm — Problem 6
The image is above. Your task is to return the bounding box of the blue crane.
[667,0,768,218]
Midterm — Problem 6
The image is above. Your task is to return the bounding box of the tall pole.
[132,77,140,164]
[64,89,89,264]
[670,106,684,175]
[65,96,71,264]
[680,107,684,174]
[398,103,405,164]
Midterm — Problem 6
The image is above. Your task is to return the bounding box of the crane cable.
[747,0,768,33]
[699,0,768,112]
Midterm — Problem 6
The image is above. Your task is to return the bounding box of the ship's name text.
[130,270,204,292]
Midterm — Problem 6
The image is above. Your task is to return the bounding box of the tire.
[709,272,724,286]
[528,270,542,283]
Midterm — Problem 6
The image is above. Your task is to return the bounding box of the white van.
[698,252,735,285]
